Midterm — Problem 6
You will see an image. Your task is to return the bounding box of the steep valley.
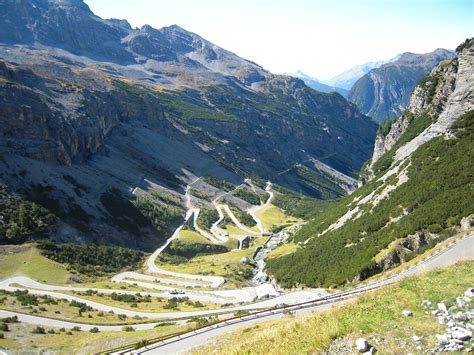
[0,0,376,249]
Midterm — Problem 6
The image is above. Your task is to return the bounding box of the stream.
[251,230,290,285]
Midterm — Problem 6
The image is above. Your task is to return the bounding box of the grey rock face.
[460,215,474,231]
[0,0,134,62]
[375,231,438,271]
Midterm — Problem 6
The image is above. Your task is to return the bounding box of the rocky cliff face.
[0,60,170,164]
[0,0,377,178]
[348,49,455,123]
[368,54,459,172]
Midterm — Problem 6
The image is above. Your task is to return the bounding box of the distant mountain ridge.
[323,56,398,90]
[288,71,348,97]
[347,48,455,123]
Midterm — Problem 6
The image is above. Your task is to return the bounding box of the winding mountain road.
[0,179,302,329]
[248,182,274,234]
[0,232,471,338]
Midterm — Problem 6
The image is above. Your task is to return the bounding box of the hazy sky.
[86,0,473,80]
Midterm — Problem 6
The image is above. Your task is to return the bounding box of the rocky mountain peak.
[47,0,90,10]
[106,18,132,31]
[392,49,455,67]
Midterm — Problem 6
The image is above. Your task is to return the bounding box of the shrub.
[135,339,149,349]
[37,240,145,275]
[232,187,263,205]
[0,189,56,244]
[196,208,219,230]
[166,240,229,259]
[31,326,45,334]
[229,205,256,227]
[1,316,18,323]
[14,290,38,306]
[202,176,235,191]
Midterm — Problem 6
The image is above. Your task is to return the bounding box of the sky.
[86,0,473,80]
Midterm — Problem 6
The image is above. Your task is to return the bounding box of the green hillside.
[267,108,474,287]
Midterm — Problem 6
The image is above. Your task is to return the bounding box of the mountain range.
[288,71,349,97]
[347,49,455,123]
[323,57,398,90]
[0,0,377,249]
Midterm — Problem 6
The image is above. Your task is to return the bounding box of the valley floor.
[0,179,315,352]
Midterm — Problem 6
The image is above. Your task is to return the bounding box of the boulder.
[363,347,376,355]
[464,287,474,298]
[454,312,469,322]
[402,310,413,317]
[435,334,449,345]
[452,330,472,341]
[438,302,448,313]
[421,300,432,307]
[356,338,369,353]
[456,297,466,307]
[460,215,474,231]
[240,236,252,249]
[240,257,250,265]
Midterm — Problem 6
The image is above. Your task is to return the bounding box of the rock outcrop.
[364,41,473,180]
[422,290,473,352]
[375,231,439,271]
